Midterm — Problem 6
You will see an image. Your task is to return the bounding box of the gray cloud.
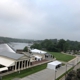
[0,0,80,41]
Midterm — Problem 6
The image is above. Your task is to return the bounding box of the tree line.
[31,39,80,53]
[0,36,34,43]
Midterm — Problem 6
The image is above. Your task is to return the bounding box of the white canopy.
[34,55,42,59]
[47,61,62,70]
[5,44,15,53]
[33,55,42,61]
[0,67,8,72]
[0,57,15,67]
[31,49,47,54]
[48,61,62,66]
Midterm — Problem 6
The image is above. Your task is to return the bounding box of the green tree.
[31,43,42,49]
[31,39,80,53]
[66,70,77,80]
[77,69,80,78]
[57,39,66,52]
[63,42,69,52]
[23,46,28,52]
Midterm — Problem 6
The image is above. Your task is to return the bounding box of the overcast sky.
[0,0,80,41]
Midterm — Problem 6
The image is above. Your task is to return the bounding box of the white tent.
[0,57,15,67]
[0,67,8,72]
[33,55,42,61]
[31,49,47,54]
[5,44,15,53]
[47,61,62,70]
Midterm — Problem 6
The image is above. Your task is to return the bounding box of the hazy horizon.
[0,36,80,42]
[0,0,80,41]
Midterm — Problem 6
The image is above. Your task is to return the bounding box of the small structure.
[22,52,43,61]
[0,67,8,72]
[31,49,47,54]
[33,55,42,61]
[0,44,54,75]
[47,61,62,70]
[31,49,53,60]
[0,44,31,73]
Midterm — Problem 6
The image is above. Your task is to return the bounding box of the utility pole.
[65,64,67,79]
[54,70,57,80]
[77,57,78,65]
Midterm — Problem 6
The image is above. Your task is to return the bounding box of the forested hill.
[31,39,80,52]
[0,36,80,52]
[0,36,34,43]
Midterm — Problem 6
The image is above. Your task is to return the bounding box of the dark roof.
[0,44,12,52]
[0,51,23,59]
[0,44,24,59]
[9,43,29,51]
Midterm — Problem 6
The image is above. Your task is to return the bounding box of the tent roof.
[5,44,15,53]
[31,49,47,54]
[33,55,42,59]
[0,44,24,59]
[48,61,62,66]
[0,57,15,67]
[0,67,8,72]
[0,44,15,53]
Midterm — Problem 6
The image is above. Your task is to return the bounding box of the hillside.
[0,36,34,43]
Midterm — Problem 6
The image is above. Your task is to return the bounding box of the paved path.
[20,65,72,80]
[20,57,80,80]
[20,69,55,80]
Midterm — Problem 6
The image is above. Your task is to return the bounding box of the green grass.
[49,52,75,62]
[2,52,75,80]
[3,63,47,80]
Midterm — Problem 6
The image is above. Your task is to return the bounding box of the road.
[19,65,72,80]
[20,56,80,80]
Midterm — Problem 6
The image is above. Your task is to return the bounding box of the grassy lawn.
[3,63,47,80]
[49,52,75,62]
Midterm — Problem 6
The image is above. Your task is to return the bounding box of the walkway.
[20,65,72,80]
[20,57,80,80]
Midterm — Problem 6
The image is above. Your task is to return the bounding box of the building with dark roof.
[0,44,31,72]
[8,42,32,53]
[0,43,54,74]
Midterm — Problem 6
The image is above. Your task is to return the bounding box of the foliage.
[0,36,34,43]
[1,36,80,53]
[23,46,28,52]
[31,43,42,49]
[65,69,80,80]
[57,39,66,51]
[31,39,80,53]
[77,69,80,78]
[56,67,74,80]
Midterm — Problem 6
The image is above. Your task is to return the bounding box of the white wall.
[47,64,55,70]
